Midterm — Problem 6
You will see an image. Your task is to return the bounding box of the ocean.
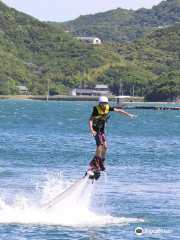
[0,100,179,239]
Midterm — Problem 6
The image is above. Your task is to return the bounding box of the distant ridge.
[0,0,180,101]
[47,0,180,43]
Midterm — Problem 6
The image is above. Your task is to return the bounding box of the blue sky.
[2,0,163,22]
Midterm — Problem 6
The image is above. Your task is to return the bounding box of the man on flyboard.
[89,96,138,179]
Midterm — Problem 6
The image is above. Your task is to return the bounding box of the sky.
[2,0,163,22]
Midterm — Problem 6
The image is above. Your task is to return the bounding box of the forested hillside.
[96,23,180,101]
[1,1,180,101]
[48,0,180,43]
[0,1,124,95]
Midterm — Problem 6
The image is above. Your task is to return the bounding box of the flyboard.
[40,168,100,210]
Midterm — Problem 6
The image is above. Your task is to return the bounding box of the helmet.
[99,96,108,103]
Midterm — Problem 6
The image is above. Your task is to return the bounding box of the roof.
[17,86,27,91]
[115,96,131,98]
[76,89,94,94]
[94,90,112,95]
[77,37,100,40]
[95,84,109,88]
[70,88,112,95]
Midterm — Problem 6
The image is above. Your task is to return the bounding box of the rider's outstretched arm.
[114,108,138,118]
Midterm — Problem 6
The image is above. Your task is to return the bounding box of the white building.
[16,86,28,93]
[69,84,112,96]
[77,37,101,44]
[94,84,112,96]
[69,89,77,96]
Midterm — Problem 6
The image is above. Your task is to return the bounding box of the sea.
[0,100,179,240]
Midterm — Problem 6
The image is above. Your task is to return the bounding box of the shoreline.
[0,95,179,105]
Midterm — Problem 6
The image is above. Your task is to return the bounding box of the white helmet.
[99,96,108,103]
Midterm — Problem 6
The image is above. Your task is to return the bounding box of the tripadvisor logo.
[135,227,143,235]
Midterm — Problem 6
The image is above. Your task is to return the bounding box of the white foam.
[0,172,144,227]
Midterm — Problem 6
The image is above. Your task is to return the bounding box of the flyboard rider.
[89,96,138,172]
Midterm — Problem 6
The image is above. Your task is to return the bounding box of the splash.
[0,172,144,226]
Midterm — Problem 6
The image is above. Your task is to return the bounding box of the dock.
[119,105,180,110]
[1,96,180,110]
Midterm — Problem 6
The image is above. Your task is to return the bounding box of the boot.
[89,156,100,169]
[99,158,106,171]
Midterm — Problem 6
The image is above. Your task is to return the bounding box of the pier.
[119,105,180,110]
[1,95,180,110]
[28,96,180,110]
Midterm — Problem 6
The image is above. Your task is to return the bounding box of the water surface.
[0,100,179,239]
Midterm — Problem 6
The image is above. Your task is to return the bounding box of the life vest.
[93,104,110,129]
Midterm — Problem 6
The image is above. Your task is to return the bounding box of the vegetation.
[0,1,124,95]
[145,72,180,101]
[47,0,180,43]
[95,22,180,100]
[0,0,180,101]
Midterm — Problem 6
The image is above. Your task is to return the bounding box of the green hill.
[96,22,180,101]
[47,0,180,43]
[0,1,180,101]
[0,1,125,95]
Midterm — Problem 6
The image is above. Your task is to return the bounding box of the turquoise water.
[0,100,180,239]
